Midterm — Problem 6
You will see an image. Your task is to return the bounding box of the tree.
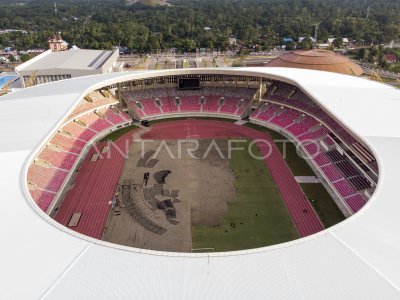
[0,0,400,52]
[8,54,15,63]
[333,37,343,48]
[20,53,31,62]
[284,41,296,51]
[377,46,385,67]
[298,37,313,50]
[318,28,329,43]
[182,39,196,52]
[357,48,368,61]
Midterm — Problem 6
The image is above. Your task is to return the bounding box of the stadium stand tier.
[250,87,375,214]
[122,87,256,118]
[27,93,131,212]
[118,81,377,216]
[28,79,377,217]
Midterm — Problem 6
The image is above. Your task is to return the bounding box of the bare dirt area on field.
[102,139,236,252]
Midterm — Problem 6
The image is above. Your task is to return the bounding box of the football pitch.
[191,140,299,252]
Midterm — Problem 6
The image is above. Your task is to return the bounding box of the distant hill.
[125,0,170,6]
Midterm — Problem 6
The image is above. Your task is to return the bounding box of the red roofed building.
[384,54,398,63]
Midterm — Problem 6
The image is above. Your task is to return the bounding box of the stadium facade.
[1,68,400,299]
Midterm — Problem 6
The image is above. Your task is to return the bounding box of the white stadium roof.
[16,48,116,72]
[1,68,400,299]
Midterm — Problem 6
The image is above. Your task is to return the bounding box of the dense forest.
[0,0,399,52]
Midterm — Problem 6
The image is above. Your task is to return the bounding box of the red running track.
[54,132,133,239]
[142,120,324,237]
[55,119,323,239]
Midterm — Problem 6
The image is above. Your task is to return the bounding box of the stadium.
[2,67,400,298]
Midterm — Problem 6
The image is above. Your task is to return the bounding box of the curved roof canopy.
[266,50,363,76]
[1,68,400,299]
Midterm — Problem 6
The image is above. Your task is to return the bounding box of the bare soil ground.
[102,139,235,252]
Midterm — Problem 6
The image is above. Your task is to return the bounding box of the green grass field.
[245,123,345,228]
[191,140,299,252]
[104,120,344,252]
[300,184,345,227]
[99,125,137,142]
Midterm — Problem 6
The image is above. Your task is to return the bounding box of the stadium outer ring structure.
[1,67,400,299]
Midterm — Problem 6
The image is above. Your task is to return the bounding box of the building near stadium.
[266,49,363,76]
[1,67,400,299]
[15,48,120,87]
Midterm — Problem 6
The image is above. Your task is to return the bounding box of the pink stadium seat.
[333,179,356,198]
[29,105,132,213]
[286,116,318,136]
[160,97,173,113]
[27,164,68,192]
[78,112,111,132]
[264,81,366,148]
[61,121,97,141]
[269,109,301,128]
[129,102,145,117]
[180,96,201,112]
[253,103,280,121]
[140,99,162,115]
[299,127,328,142]
[100,107,125,124]
[219,97,240,114]
[68,91,118,120]
[345,194,367,213]
[205,95,220,112]
[50,133,85,154]
[38,148,78,170]
[250,95,371,213]
[321,164,343,181]
[314,153,331,166]
[29,189,56,212]
[122,87,255,117]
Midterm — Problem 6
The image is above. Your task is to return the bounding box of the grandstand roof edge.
[1,68,400,298]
